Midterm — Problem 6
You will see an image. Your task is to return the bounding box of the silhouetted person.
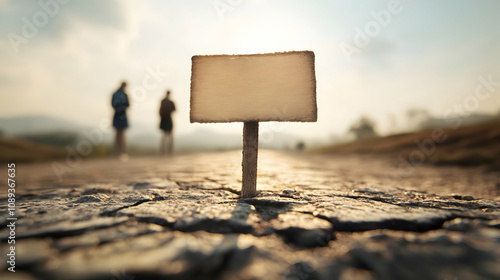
[159,90,176,155]
[112,81,130,159]
[296,141,305,151]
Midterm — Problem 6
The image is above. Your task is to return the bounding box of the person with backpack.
[111,81,130,159]
[159,90,176,155]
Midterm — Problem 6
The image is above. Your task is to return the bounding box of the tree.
[349,116,378,140]
[406,107,430,130]
[296,141,305,151]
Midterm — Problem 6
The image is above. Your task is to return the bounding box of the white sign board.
[190,51,317,123]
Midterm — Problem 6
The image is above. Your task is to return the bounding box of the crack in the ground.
[327,216,454,232]
[340,194,500,211]
[99,194,169,217]
[55,227,165,253]
[99,199,152,217]
[397,200,500,210]
[174,218,254,234]
[2,220,129,240]
[275,226,334,248]
[297,208,496,233]
[338,194,404,207]
[216,187,241,196]
[239,198,293,208]
[135,216,175,227]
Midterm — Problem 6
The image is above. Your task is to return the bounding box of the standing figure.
[111,81,130,158]
[159,90,176,155]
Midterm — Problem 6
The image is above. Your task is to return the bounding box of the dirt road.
[1,151,500,279]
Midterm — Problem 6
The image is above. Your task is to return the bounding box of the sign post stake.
[242,121,259,198]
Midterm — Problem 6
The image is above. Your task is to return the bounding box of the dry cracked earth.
[1,150,500,280]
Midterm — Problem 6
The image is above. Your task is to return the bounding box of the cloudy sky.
[1,0,499,141]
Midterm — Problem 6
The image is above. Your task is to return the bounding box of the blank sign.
[190,51,317,123]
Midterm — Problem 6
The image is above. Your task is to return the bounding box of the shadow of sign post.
[190,51,317,198]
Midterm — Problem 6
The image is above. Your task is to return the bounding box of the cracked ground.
[1,150,500,280]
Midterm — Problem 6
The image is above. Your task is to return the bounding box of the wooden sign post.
[190,51,317,198]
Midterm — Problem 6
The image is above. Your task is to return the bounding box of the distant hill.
[0,115,87,136]
[317,118,500,170]
[0,137,67,163]
[420,113,496,129]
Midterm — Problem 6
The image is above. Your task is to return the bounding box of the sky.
[1,0,499,143]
